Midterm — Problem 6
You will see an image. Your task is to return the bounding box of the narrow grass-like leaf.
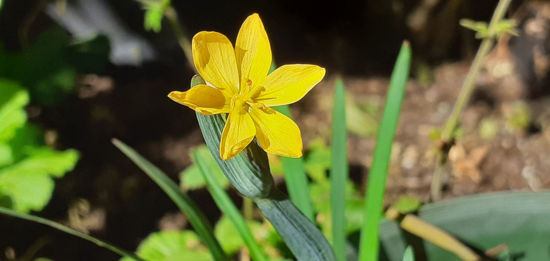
[330,78,348,261]
[402,246,415,261]
[358,41,411,261]
[193,148,268,261]
[274,105,314,221]
[0,206,144,261]
[112,139,227,261]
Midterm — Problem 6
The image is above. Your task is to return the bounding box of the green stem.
[0,207,144,261]
[431,0,513,201]
[164,6,194,69]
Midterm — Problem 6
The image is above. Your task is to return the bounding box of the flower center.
[231,94,250,113]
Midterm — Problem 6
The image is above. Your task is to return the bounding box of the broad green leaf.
[0,147,79,212]
[380,192,550,261]
[0,170,54,212]
[359,42,411,261]
[180,145,229,190]
[121,230,210,261]
[215,216,245,253]
[0,143,13,167]
[14,147,79,178]
[0,80,29,142]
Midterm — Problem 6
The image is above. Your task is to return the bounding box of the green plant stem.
[358,42,411,261]
[194,150,268,261]
[431,0,513,201]
[330,78,348,261]
[0,206,144,261]
[164,5,194,69]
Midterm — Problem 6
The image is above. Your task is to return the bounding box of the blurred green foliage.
[139,0,171,32]
[0,80,79,213]
[460,18,518,39]
[120,230,211,261]
[0,27,109,104]
[180,146,229,191]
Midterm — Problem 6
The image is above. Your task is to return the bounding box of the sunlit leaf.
[393,196,422,214]
[0,80,29,142]
[180,145,229,191]
[121,230,210,261]
[0,147,79,212]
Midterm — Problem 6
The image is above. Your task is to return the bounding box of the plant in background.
[0,80,79,213]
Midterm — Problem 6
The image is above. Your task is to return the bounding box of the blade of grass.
[358,41,411,261]
[274,105,314,221]
[402,246,415,261]
[0,206,144,261]
[112,139,227,261]
[193,148,268,261]
[330,78,348,261]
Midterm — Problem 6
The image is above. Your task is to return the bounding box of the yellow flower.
[168,13,325,160]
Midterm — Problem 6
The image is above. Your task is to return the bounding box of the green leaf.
[0,147,79,212]
[393,196,422,214]
[330,78,348,261]
[304,138,331,184]
[380,191,550,261]
[121,230,210,261]
[142,0,170,32]
[274,105,314,221]
[14,147,79,178]
[194,148,268,261]
[0,143,13,167]
[0,80,29,142]
[180,146,229,191]
[359,41,411,261]
[460,19,489,39]
[112,139,227,261]
[402,246,414,261]
[214,216,245,253]
[0,169,54,212]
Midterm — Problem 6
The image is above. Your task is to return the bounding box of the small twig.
[431,0,514,201]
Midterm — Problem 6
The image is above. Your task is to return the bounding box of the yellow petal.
[220,109,256,160]
[249,104,302,158]
[192,31,239,96]
[235,13,272,94]
[168,84,230,115]
[255,64,325,106]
